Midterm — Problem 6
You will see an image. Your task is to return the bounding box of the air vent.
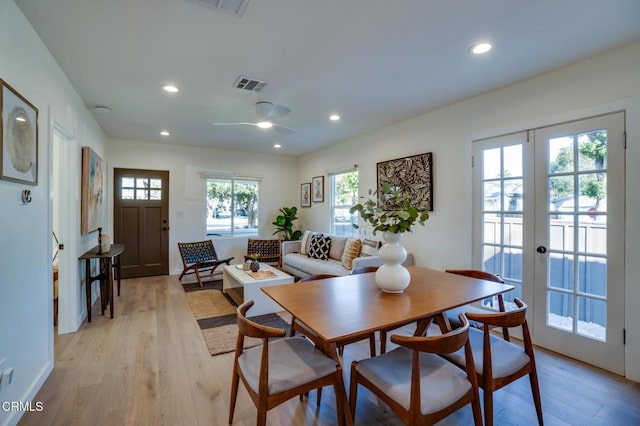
[233,76,267,92]
[194,0,249,18]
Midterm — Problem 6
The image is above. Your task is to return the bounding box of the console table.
[79,244,124,322]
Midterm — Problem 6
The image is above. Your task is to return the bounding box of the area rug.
[182,279,291,356]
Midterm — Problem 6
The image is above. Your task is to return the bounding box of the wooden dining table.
[262,266,515,360]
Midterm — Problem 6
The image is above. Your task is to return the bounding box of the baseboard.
[1,361,53,426]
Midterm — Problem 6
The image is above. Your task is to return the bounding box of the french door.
[473,112,625,374]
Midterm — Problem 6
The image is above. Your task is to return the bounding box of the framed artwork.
[81,147,104,234]
[300,182,311,207]
[0,80,39,185]
[377,152,433,211]
[312,175,324,202]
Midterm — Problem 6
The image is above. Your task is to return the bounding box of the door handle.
[536,246,547,254]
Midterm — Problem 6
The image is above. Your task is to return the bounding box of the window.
[206,178,259,236]
[121,177,163,200]
[330,169,358,236]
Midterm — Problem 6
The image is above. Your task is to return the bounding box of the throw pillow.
[300,230,315,255]
[308,234,331,261]
[341,238,362,270]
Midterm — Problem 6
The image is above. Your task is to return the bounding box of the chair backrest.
[236,300,286,340]
[445,269,504,283]
[391,314,472,356]
[465,297,527,330]
[246,238,281,265]
[299,274,339,283]
[178,240,218,264]
[351,265,379,275]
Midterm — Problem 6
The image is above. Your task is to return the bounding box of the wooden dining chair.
[350,265,379,275]
[445,269,510,340]
[229,300,348,426]
[441,298,543,426]
[349,315,482,425]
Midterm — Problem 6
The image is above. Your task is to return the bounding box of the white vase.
[375,231,410,293]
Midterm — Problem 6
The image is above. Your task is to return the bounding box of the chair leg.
[228,368,240,424]
[368,333,376,357]
[333,370,348,426]
[529,371,544,425]
[194,266,204,288]
[471,390,483,426]
[348,363,359,423]
[316,387,323,407]
[289,318,297,337]
[484,388,494,426]
[380,330,387,354]
[256,403,268,426]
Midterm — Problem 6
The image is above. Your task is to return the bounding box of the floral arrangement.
[248,253,260,261]
[350,183,429,234]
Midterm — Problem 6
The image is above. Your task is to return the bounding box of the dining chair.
[350,265,379,275]
[289,274,377,406]
[441,298,543,426]
[349,315,482,425]
[445,269,510,340]
[229,300,348,426]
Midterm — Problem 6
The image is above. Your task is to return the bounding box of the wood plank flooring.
[20,275,640,425]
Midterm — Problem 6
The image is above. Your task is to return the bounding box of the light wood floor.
[20,275,640,426]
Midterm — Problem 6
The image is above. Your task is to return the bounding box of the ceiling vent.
[233,76,267,92]
[194,0,249,18]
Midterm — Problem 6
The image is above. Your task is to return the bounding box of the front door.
[114,168,169,278]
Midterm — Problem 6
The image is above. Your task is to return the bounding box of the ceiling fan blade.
[211,122,257,127]
[272,123,296,135]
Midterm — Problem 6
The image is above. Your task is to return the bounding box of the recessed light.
[161,84,180,93]
[470,42,492,55]
[93,105,112,113]
[160,130,170,136]
[256,120,273,129]
[329,114,341,121]
[273,143,282,149]
[15,116,26,122]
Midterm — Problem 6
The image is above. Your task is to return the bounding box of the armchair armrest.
[281,240,301,256]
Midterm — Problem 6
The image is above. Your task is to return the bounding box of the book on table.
[246,270,277,280]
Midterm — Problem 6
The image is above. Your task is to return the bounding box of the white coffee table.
[222,263,294,317]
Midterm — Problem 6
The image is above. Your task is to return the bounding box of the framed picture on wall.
[377,152,433,211]
[0,79,39,185]
[312,175,324,202]
[301,182,311,207]
[81,146,104,234]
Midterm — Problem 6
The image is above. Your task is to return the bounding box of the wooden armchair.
[177,240,233,287]
[245,238,282,268]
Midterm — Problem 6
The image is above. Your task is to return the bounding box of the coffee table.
[222,263,294,317]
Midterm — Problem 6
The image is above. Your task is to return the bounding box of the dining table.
[262,266,515,361]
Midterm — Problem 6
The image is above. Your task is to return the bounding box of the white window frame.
[330,168,358,237]
[205,175,260,237]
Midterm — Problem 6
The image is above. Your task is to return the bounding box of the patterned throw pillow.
[308,234,331,261]
[300,230,315,255]
[341,238,363,270]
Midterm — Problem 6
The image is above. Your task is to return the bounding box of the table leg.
[107,258,114,319]
[115,255,121,296]
[85,259,92,322]
[100,259,106,315]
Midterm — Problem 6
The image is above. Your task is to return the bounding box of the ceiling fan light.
[256,120,272,129]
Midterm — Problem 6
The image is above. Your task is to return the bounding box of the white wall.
[107,139,299,273]
[299,41,640,381]
[0,1,107,425]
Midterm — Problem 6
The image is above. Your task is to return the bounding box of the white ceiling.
[15,0,640,156]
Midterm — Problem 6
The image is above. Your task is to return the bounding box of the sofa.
[281,231,414,278]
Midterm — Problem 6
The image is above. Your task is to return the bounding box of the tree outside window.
[206,178,259,236]
[331,170,358,236]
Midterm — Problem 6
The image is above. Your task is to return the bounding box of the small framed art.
[0,79,39,185]
[312,175,324,202]
[301,182,311,207]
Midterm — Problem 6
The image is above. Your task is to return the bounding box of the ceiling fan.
[212,101,295,135]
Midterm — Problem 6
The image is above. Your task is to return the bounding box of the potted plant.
[350,183,430,293]
[272,206,303,241]
[248,253,260,272]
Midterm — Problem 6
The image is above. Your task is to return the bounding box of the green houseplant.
[272,206,303,241]
[349,183,429,234]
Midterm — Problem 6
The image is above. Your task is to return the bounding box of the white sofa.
[281,233,414,278]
